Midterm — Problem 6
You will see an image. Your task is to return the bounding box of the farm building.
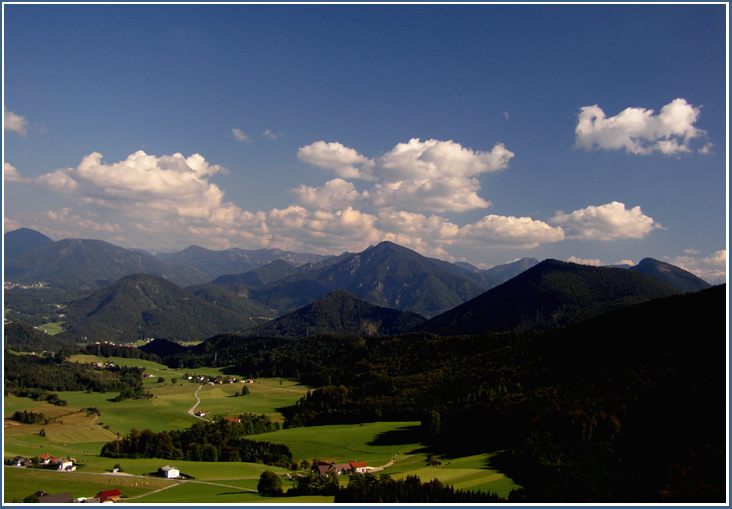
[96,489,122,503]
[160,465,180,479]
[37,453,51,465]
[11,456,32,467]
[349,461,369,473]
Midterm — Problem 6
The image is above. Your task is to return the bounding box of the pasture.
[5,355,518,502]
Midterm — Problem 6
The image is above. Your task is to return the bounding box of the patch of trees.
[100,416,290,466]
[11,410,50,425]
[334,474,504,502]
[4,322,78,354]
[82,343,162,362]
[4,352,144,393]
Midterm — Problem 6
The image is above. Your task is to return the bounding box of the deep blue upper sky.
[3,4,727,281]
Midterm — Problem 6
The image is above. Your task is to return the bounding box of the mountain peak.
[630,257,710,292]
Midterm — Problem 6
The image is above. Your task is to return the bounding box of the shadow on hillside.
[367,424,425,451]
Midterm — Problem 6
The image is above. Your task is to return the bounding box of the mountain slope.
[160,245,328,281]
[417,259,680,335]
[4,228,54,259]
[249,291,426,337]
[61,273,259,342]
[5,238,204,290]
[483,257,539,285]
[297,241,489,317]
[629,257,711,293]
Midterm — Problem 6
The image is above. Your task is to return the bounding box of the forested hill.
[158,285,725,502]
[60,273,261,342]
[415,259,680,335]
[247,290,426,337]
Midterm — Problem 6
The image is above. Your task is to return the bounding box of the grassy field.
[5,355,519,502]
[249,421,422,466]
[34,321,64,335]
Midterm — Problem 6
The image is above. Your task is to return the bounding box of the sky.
[3,3,728,282]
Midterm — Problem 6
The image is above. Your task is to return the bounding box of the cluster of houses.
[10,453,76,471]
[30,489,122,504]
[4,281,48,290]
[183,374,254,385]
[314,460,373,476]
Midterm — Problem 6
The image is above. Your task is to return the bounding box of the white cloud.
[551,201,660,240]
[267,205,382,253]
[575,98,705,156]
[299,138,514,213]
[232,128,250,143]
[669,249,726,284]
[293,178,369,210]
[263,129,281,140]
[4,162,30,184]
[298,141,375,180]
[44,208,122,234]
[614,259,635,267]
[378,209,460,258]
[376,138,514,213]
[4,108,28,136]
[34,150,260,231]
[458,214,565,248]
[566,256,603,266]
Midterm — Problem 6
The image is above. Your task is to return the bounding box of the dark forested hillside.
[60,273,260,342]
[416,259,680,335]
[159,285,725,502]
[4,322,77,354]
[248,291,426,337]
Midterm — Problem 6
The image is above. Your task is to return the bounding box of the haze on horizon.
[3,4,727,283]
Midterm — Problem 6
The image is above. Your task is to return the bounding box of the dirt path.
[124,481,180,500]
[186,385,210,421]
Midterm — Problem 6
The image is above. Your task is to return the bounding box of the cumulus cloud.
[293,178,369,210]
[458,214,565,248]
[44,208,122,234]
[575,98,706,156]
[669,249,726,284]
[300,138,514,213]
[268,205,382,253]
[4,108,28,136]
[551,201,660,240]
[378,209,460,258]
[232,128,250,143]
[298,141,375,180]
[566,256,603,266]
[373,139,513,213]
[4,162,30,184]
[34,151,262,232]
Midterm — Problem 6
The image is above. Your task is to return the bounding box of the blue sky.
[3,4,727,281]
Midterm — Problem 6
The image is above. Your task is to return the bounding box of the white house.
[161,465,180,479]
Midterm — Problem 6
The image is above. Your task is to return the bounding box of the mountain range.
[4,228,716,343]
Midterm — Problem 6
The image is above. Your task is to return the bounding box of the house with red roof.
[350,461,369,473]
[96,489,122,503]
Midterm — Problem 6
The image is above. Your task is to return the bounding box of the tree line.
[100,416,291,466]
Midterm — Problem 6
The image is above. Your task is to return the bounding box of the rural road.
[187,385,210,421]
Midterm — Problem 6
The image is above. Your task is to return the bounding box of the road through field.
[187,385,210,421]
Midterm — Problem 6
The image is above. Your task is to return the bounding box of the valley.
[3,230,726,503]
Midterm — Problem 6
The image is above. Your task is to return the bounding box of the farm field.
[5,356,518,502]
[34,321,65,335]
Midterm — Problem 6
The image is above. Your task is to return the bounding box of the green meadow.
[5,356,518,502]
